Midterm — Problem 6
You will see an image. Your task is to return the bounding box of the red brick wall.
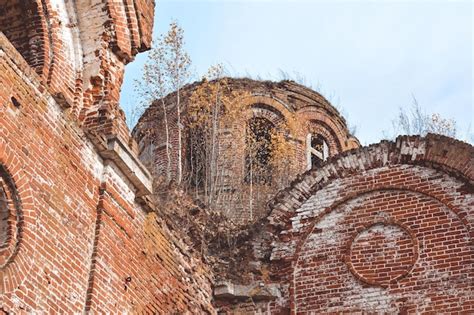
[265,135,473,313]
[0,0,50,79]
[0,13,214,315]
[0,0,155,145]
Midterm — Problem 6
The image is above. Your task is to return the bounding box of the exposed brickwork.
[0,0,155,145]
[0,2,216,313]
[2,0,473,312]
[0,0,50,79]
[252,135,473,313]
[134,78,360,222]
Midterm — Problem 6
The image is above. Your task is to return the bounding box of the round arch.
[265,134,473,313]
[268,134,473,228]
[306,119,344,154]
[296,106,355,151]
[0,0,51,79]
[291,186,472,313]
[292,185,471,264]
[0,141,37,294]
[237,94,295,128]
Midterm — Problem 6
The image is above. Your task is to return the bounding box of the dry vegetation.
[151,181,265,283]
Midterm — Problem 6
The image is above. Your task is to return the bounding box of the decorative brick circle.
[346,222,418,287]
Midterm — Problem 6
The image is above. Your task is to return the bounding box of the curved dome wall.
[134,78,360,222]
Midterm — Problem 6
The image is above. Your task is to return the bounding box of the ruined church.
[1,1,473,314]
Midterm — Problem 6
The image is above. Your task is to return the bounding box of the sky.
[120,0,473,146]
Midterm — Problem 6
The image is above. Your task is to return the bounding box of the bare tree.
[134,21,191,183]
[391,95,457,138]
[187,65,250,211]
[165,22,191,184]
[186,72,299,221]
[136,44,172,180]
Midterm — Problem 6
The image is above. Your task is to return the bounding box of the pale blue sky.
[121,0,473,145]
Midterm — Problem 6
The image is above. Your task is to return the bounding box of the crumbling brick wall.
[134,78,360,223]
[0,1,216,312]
[0,0,155,144]
[0,0,50,78]
[259,135,474,313]
[3,1,472,313]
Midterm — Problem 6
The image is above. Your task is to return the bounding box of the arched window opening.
[0,179,10,249]
[245,117,274,184]
[307,133,329,170]
[0,164,22,267]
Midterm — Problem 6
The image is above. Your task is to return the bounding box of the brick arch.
[0,0,51,79]
[238,94,295,127]
[296,106,356,151]
[40,0,84,108]
[134,78,362,186]
[306,119,344,155]
[291,185,472,263]
[0,142,37,294]
[0,164,22,268]
[230,95,296,142]
[249,103,287,131]
[266,134,473,313]
[270,168,473,262]
[268,135,473,227]
[291,187,472,313]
